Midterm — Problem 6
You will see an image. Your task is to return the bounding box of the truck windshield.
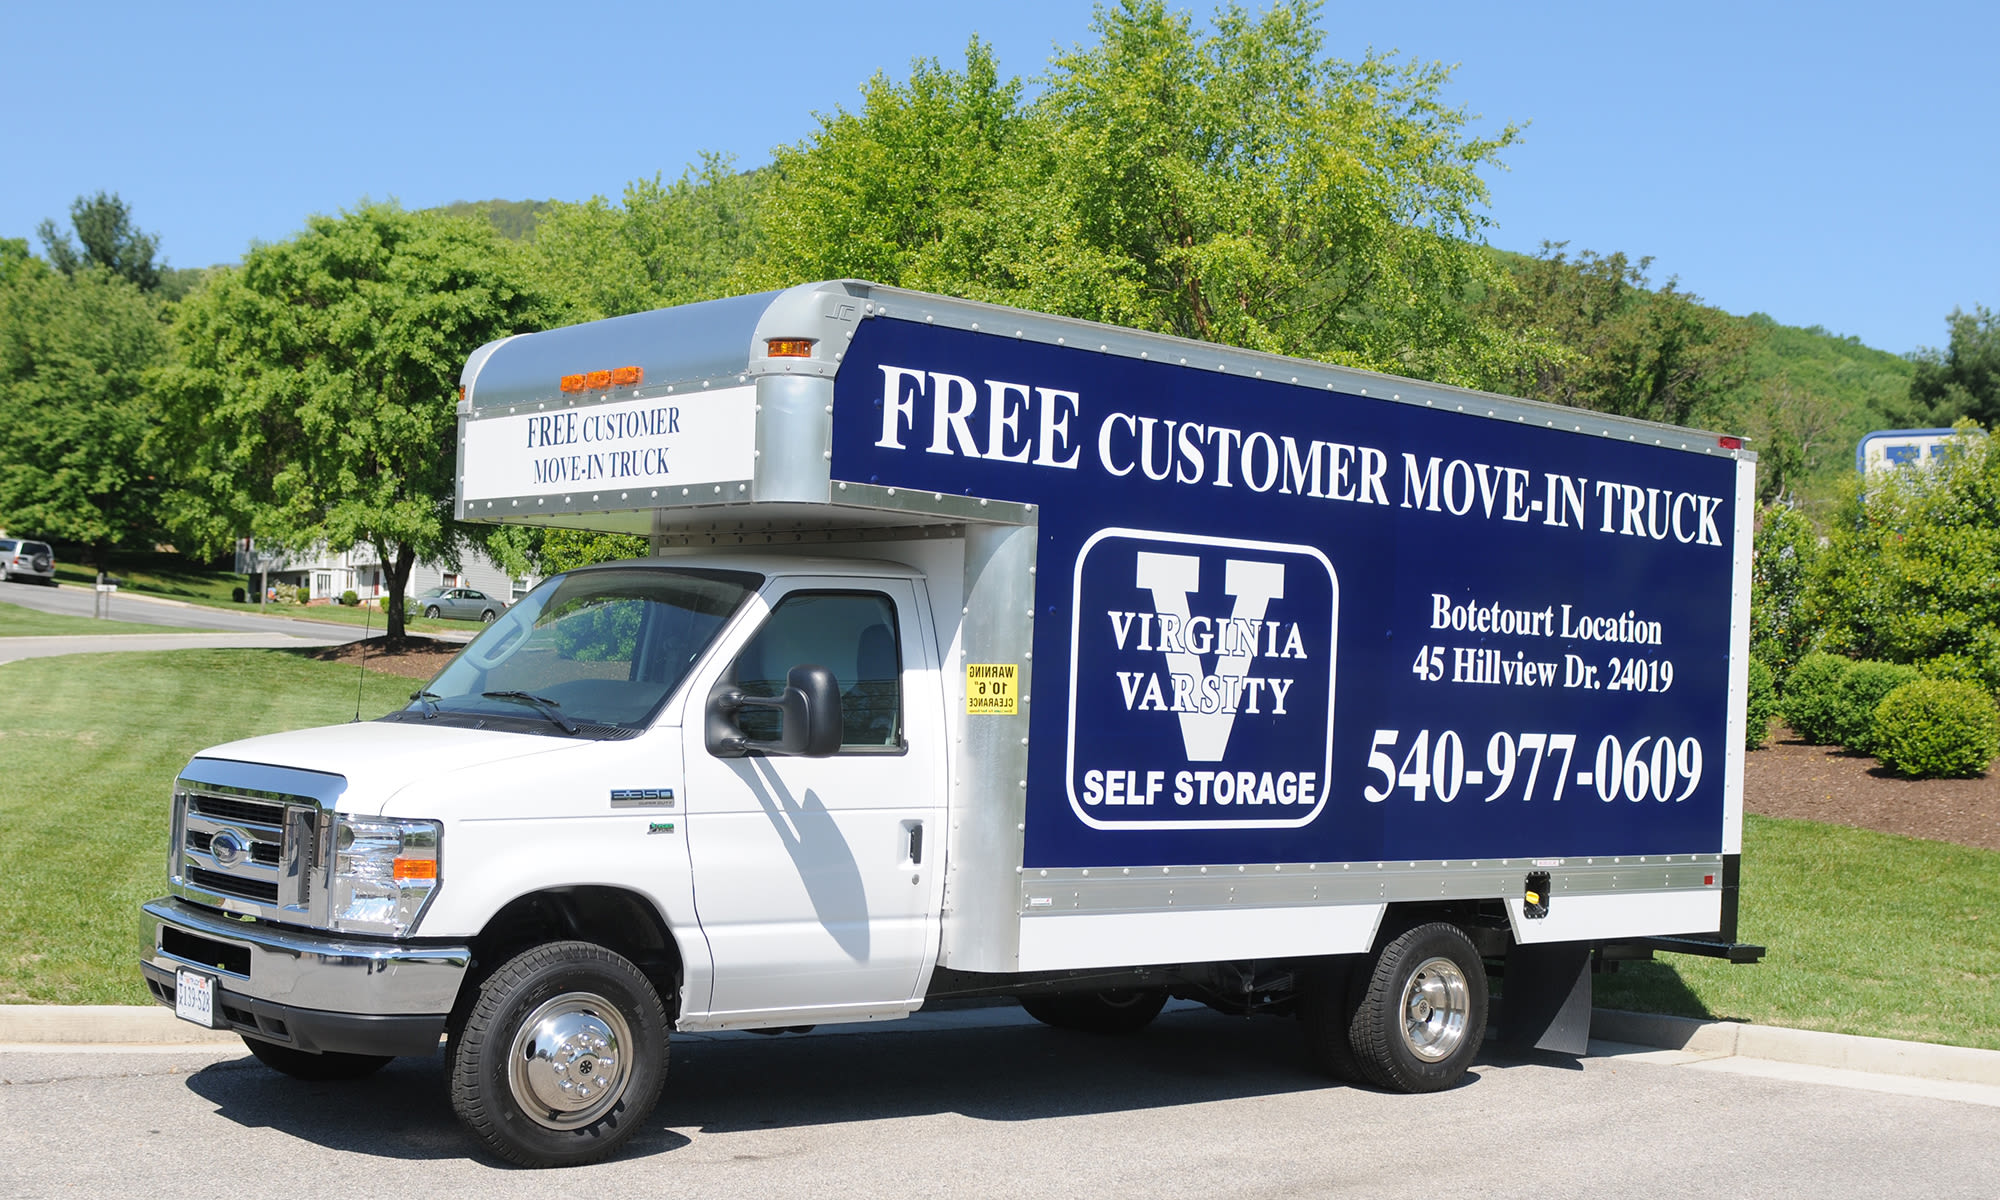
[405,566,760,734]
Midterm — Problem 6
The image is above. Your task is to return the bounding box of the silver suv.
[0,539,55,585]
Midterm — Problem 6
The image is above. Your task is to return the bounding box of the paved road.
[0,580,368,639]
[3,1006,1994,1198]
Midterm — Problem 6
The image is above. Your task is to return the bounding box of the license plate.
[174,968,218,1028]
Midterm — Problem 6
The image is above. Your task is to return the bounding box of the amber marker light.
[559,366,643,393]
[393,857,438,881]
[766,338,815,358]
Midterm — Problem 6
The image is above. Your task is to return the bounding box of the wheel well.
[1378,901,1512,958]
[463,887,684,1019]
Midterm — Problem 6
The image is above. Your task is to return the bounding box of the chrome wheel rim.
[507,991,633,1130]
[1399,956,1471,1062]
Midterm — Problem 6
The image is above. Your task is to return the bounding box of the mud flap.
[1500,941,1593,1055]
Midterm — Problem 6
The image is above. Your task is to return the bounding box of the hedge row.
[1778,651,1999,778]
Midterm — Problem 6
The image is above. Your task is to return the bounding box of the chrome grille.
[188,794,287,827]
[189,867,279,904]
[176,786,319,914]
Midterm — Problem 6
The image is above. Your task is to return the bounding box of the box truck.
[142,281,1759,1166]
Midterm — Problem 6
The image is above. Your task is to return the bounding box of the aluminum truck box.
[142,280,1757,1167]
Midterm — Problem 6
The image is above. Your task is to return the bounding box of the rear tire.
[448,941,668,1168]
[1297,956,1366,1082]
[242,1037,393,1080]
[480,609,497,622]
[1348,922,1487,1093]
[1019,988,1168,1034]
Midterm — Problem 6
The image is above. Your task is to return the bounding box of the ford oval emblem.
[211,830,247,868]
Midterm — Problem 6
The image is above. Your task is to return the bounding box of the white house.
[235,539,535,607]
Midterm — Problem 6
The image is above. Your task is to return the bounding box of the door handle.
[905,821,924,866]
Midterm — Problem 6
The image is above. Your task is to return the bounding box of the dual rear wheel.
[1301,921,1487,1093]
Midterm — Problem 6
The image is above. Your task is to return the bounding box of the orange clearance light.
[585,369,613,389]
[610,365,643,386]
[393,857,438,882]
[560,374,587,393]
[766,338,815,358]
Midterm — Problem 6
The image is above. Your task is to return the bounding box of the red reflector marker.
[1718,436,1744,450]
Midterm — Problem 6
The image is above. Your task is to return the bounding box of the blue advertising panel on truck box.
[825,313,1747,871]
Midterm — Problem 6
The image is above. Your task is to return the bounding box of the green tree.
[1479,243,1750,428]
[0,259,169,573]
[1810,426,2000,690]
[1740,374,1852,505]
[1750,501,1823,687]
[152,204,558,639]
[1908,305,2000,429]
[37,191,163,293]
[533,155,767,320]
[741,0,1529,386]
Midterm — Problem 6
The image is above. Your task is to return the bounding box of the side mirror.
[706,664,843,758]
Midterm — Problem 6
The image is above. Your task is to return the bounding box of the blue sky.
[3,1,1991,354]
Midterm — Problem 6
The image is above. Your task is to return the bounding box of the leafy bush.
[1871,679,2000,778]
[1751,503,1823,689]
[1831,660,1922,754]
[1782,652,1853,744]
[1745,657,1778,749]
[1811,425,2000,691]
[294,586,310,605]
[341,589,359,607]
[230,586,245,603]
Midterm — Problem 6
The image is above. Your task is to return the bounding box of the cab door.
[679,576,944,1021]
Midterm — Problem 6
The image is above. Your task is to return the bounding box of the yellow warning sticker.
[965,663,1019,715]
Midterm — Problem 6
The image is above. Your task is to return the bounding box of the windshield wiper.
[409,689,442,718]
[481,690,580,734]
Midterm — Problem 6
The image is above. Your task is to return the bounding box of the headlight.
[330,816,441,937]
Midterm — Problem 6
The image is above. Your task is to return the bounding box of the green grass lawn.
[0,649,413,1004]
[2,647,1994,1053]
[1596,815,1999,1049]
[0,597,194,637]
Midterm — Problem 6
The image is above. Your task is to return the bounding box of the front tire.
[1019,988,1167,1034]
[424,605,441,618]
[1348,922,1487,1093]
[448,941,668,1168]
[242,1036,392,1080]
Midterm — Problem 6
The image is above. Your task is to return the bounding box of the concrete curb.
[1589,1009,2000,1086]
[0,1006,239,1046]
[5,1003,1997,1088]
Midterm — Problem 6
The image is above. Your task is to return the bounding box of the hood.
[193,720,583,814]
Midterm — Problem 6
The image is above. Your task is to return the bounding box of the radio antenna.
[352,600,371,722]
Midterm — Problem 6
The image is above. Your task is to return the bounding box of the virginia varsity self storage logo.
[1066,529,1338,830]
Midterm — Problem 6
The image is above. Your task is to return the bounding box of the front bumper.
[139,896,470,1056]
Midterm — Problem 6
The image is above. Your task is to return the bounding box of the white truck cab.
[143,281,1760,1167]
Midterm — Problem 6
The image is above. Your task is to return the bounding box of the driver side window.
[732,591,903,751]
